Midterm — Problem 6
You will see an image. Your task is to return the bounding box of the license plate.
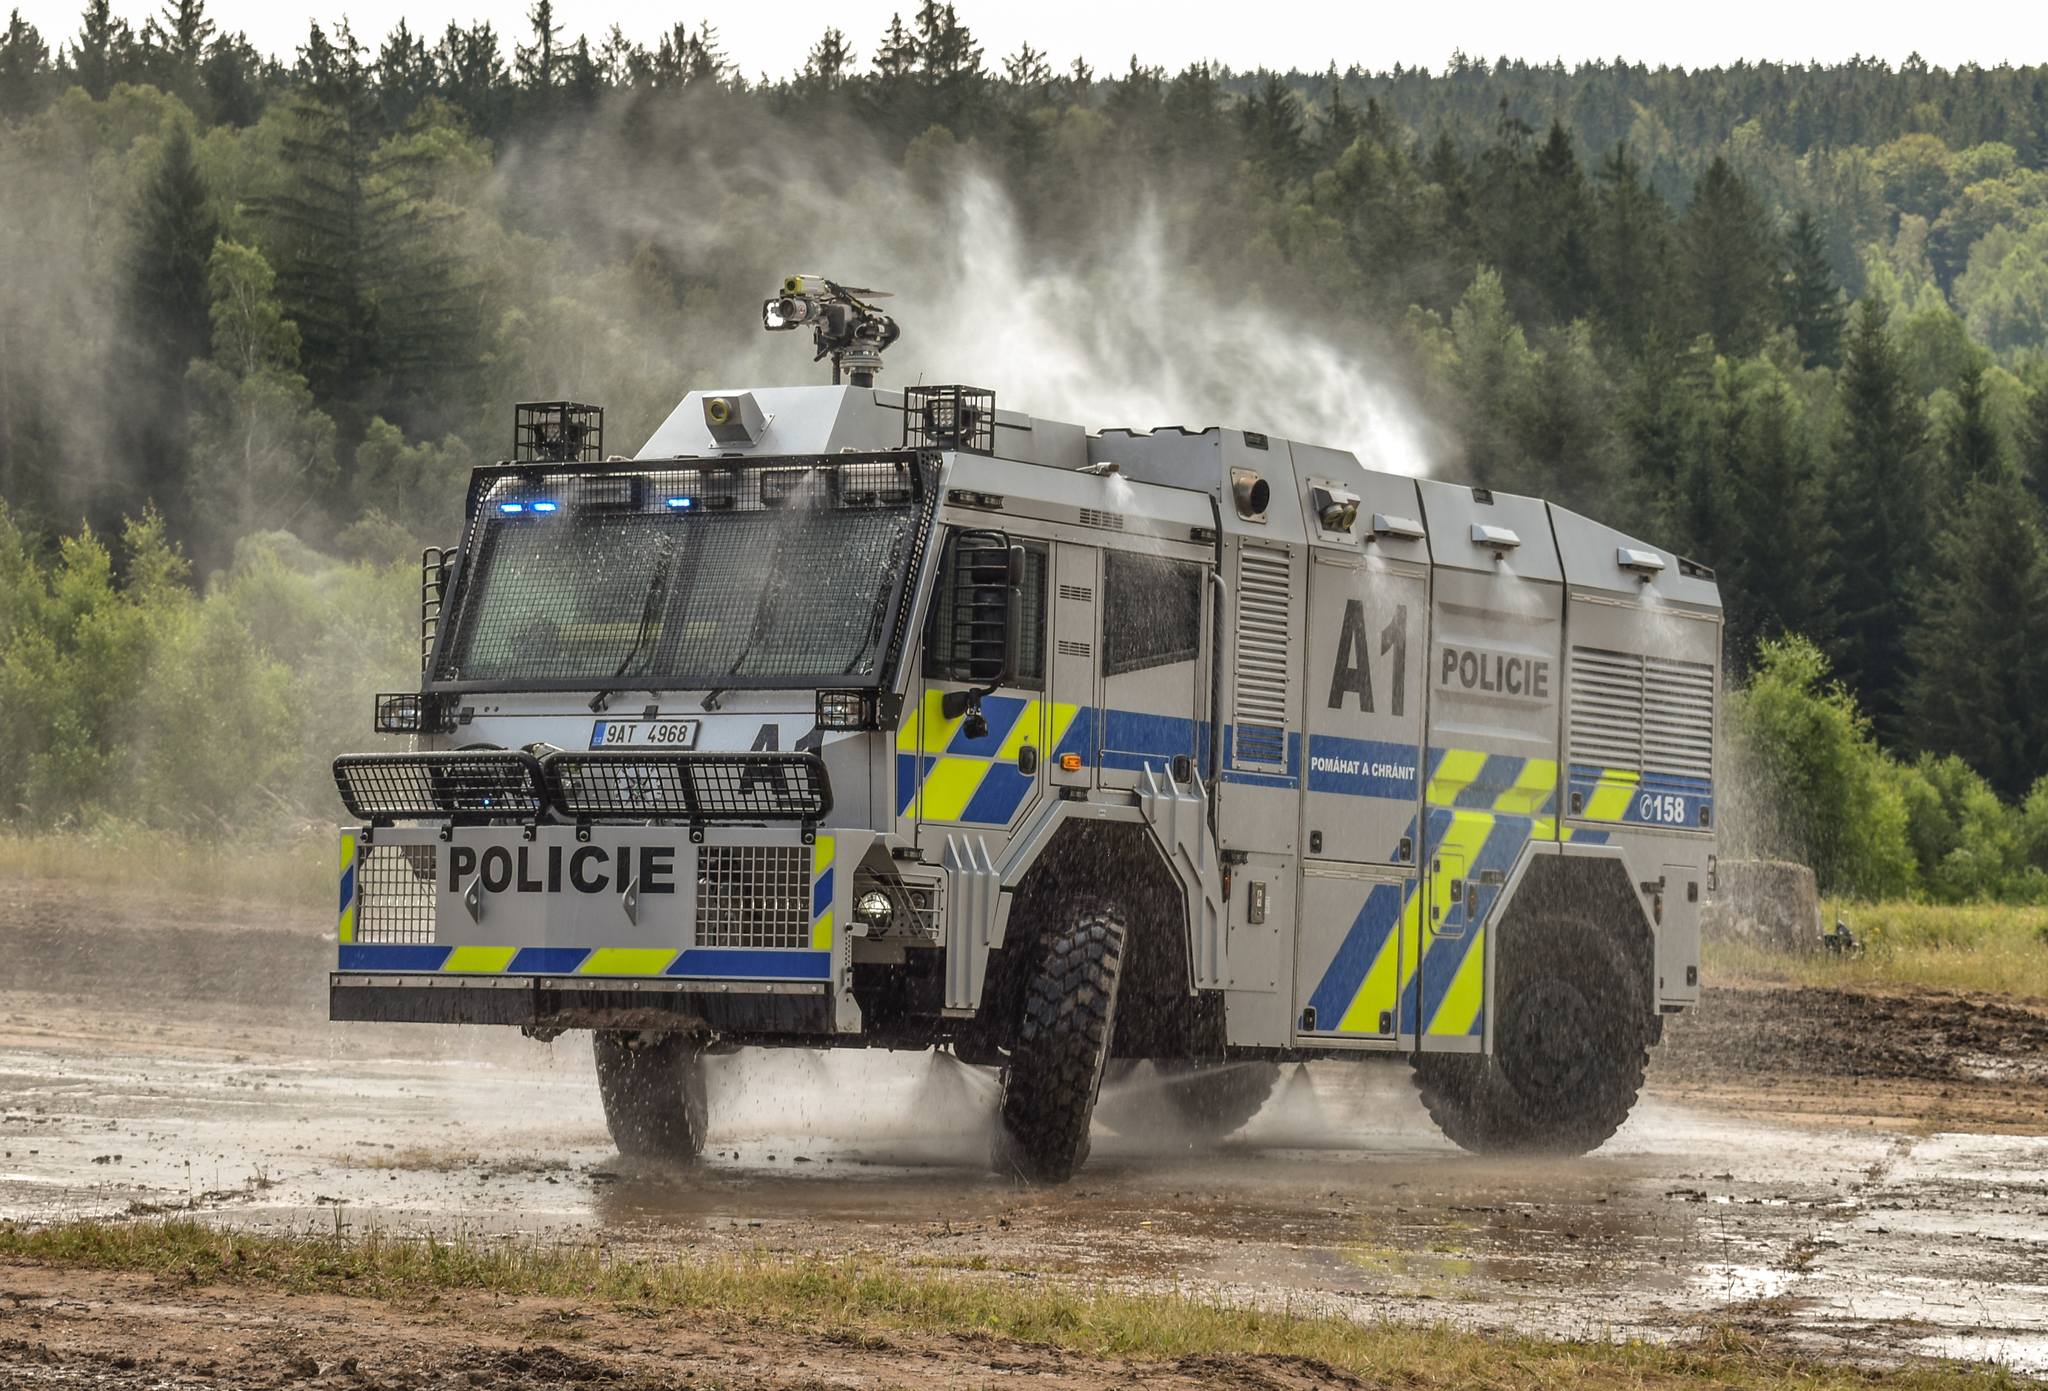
[589,718,701,749]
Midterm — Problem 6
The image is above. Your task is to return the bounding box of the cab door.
[1292,548,1427,1046]
[898,531,1052,837]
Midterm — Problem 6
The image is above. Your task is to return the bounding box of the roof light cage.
[904,385,995,455]
[515,401,604,463]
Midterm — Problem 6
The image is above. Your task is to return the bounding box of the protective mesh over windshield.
[432,456,932,690]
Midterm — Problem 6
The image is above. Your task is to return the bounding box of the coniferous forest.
[5,2,2048,896]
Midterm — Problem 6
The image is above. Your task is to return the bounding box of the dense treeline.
[4,3,2048,895]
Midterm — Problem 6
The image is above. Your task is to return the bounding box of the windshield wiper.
[590,538,675,712]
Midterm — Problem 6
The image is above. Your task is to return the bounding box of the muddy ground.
[2,876,2046,1385]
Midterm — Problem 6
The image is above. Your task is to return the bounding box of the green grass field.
[0,826,333,908]
[0,1219,2029,1390]
[1707,901,2048,1000]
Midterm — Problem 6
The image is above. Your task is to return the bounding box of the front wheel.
[1412,915,1649,1155]
[593,1031,709,1161]
[994,900,1127,1183]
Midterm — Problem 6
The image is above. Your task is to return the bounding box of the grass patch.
[1708,901,2048,1000]
[0,1218,2029,1388]
[0,826,331,908]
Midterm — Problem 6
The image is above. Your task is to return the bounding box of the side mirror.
[930,530,1022,706]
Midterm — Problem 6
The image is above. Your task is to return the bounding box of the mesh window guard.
[430,454,936,693]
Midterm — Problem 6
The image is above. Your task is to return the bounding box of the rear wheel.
[593,1031,709,1161]
[995,900,1127,1183]
[1412,914,1649,1155]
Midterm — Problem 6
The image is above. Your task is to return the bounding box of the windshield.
[431,455,930,691]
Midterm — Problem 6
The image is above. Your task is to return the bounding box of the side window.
[1103,551,1203,677]
[928,536,1047,689]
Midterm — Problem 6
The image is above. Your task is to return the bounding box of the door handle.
[1018,745,1039,775]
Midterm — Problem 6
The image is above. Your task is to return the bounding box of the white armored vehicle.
[333,280,1720,1180]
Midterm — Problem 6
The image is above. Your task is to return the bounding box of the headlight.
[375,692,423,733]
[816,690,878,729]
[854,890,893,927]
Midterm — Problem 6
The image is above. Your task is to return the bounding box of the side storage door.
[1411,481,1566,1053]
[1292,541,1428,1046]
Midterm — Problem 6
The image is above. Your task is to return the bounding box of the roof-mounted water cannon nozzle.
[762,274,901,387]
[1077,460,1120,477]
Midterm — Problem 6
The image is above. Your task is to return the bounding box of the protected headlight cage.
[544,751,831,823]
[334,751,548,823]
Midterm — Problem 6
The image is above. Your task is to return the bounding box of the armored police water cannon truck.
[332,276,1721,1182]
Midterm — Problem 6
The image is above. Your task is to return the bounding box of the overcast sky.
[18,0,2048,76]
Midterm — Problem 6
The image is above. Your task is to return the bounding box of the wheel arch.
[977,815,1195,1055]
[1490,845,1658,1024]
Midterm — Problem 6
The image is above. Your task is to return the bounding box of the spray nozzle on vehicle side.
[761,274,900,385]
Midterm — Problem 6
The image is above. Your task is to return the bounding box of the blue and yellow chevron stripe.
[337,831,358,944]
[1304,748,1627,1042]
[1567,763,1714,829]
[337,943,830,979]
[333,834,837,978]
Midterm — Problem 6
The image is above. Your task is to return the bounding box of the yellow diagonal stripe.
[812,834,835,875]
[444,945,518,973]
[1585,767,1640,822]
[918,756,990,821]
[811,909,834,950]
[1428,926,1487,1035]
[1493,758,1557,816]
[996,699,1043,760]
[337,831,357,944]
[580,948,678,976]
[1338,888,1419,1033]
[1426,748,1486,806]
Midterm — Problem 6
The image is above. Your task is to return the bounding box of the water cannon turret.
[762,274,900,386]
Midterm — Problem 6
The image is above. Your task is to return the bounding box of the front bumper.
[329,972,832,1036]
[334,823,866,1033]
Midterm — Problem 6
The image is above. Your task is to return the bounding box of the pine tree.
[199,31,264,127]
[1824,297,1931,743]
[1239,73,1307,183]
[432,21,505,132]
[802,27,855,89]
[1530,119,1596,323]
[1317,81,1364,163]
[1592,143,1673,351]
[1783,209,1846,368]
[118,121,218,541]
[376,20,434,130]
[1943,360,2003,494]
[0,10,49,118]
[255,21,470,446]
[1681,157,1781,356]
[1000,42,1049,91]
[514,0,561,94]
[1719,364,1825,659]
[1905,473,2048,797]
[2014,377,2048,508]
[69,0,130,100]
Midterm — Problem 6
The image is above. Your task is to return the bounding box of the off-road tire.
[995,901,1127,1183]
[1411,914,1650,1155]
[593,1031,709,1161]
